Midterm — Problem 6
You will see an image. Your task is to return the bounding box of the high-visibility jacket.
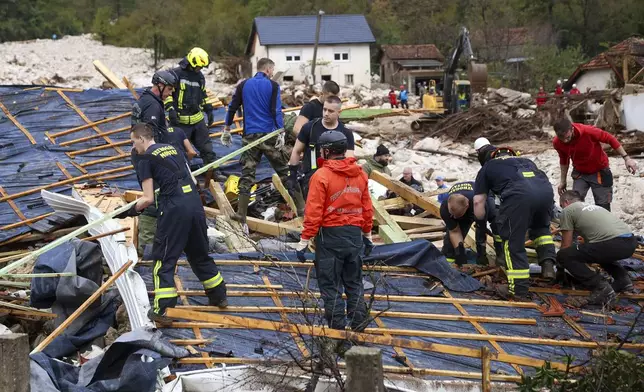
[166,58,212,125]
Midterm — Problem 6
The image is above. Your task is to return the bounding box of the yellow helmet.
[186,47,210,68]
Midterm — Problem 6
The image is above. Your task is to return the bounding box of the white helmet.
[572,83,577,88]
[474,137,490,151]
[557,79,562,85]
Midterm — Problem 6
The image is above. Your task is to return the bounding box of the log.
[47,113,131,139]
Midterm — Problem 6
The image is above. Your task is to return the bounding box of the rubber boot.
[206,282,228,308]
[611,276,634,293]
[147,308,173,325]
[234,193,250,224]
[587,280,616,306]
[541,260,556,281]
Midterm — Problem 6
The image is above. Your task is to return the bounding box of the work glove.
[221,128,232,147]
[113,204,141,219]
[286,165,299,192]
[362,232,374,257]
[296,238,312,262]
[168,108,179,126]
[204,104,214,125]
[274,132,285,150]
[454,242,467,266]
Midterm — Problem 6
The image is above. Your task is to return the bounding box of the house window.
[285,51,302,62]
[283,76,294,82]
[334,51,350,61]
[321,75,332,81]
[345,74,354,85]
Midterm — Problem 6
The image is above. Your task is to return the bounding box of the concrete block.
[0,333,30,392]
[345,346,385,392]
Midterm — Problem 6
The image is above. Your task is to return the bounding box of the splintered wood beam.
[272,174,299,218]
[58,126,130,147]
[0,212,55,231]
[165,308,571,370]
[371,194,410,244]
[204,206,301,237]
[93,60,127,89]
[210,180,235,217]
[370,171,441,218]
[176,305,537,325]
[388,215,444,230]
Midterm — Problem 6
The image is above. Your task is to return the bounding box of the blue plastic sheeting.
[135,252,643,379]
[198,240,481,292]
[0,87,277,242]
[30,329,177,392]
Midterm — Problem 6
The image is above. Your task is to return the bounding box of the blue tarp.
[0,87,276,242]
[133,246,644,379]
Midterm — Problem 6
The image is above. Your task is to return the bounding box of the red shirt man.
[555,80,563,95]
[553,118,638,211]
[570,83,581,95]
[296,130,373,332]
[536,87,548,107]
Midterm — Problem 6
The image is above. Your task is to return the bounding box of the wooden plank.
[174,274,212,367]
[58,126,130,147]
[389,215,444,230]
[370,171,441,218]
[209,180,255,252]
[93,60,127,89]
[67,140,130,156]
[374,317,414,368]
[371,194,410,243]
[48,113,131,139]
[56,162,73,179]
[31,260,133,354]
[443,290,523,375]
[166,289,540,309]
[0,213,54,231]
[481,347,491,392]
[177,305,537,325]
[57,90,125,155]
[123,77,139,99]
[272,174,299,218]
[0,102,37,144]
[0,165,133,202]
[204,206,301,237]
[261,275,310,358]
[165,308,570,370]
[80,154,129,168]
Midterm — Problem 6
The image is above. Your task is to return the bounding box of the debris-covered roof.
[0,86,274,244]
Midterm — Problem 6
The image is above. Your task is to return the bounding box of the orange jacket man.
[296,130,374,332]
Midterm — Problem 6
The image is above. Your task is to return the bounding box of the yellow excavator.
[411,27,488,131]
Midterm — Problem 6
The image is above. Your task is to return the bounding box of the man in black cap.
[362,144,392,178]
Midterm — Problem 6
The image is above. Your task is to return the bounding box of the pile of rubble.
[278,82,420,108]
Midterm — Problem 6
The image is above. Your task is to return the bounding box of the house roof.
[381,44,444,61]
[246,14,375,54]
[566,36,644,87]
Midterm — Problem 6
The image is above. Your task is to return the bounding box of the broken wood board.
[271,174,300,220]
[370,171,441,218]
[371,194,410,243]
[204,206,300,238]
[209,180,256,252]
[93,60,127,89]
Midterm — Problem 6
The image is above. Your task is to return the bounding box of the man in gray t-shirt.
[558,190,636,306]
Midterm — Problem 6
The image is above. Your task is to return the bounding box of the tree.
[91,6,113,44]
[525,44,587,90]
